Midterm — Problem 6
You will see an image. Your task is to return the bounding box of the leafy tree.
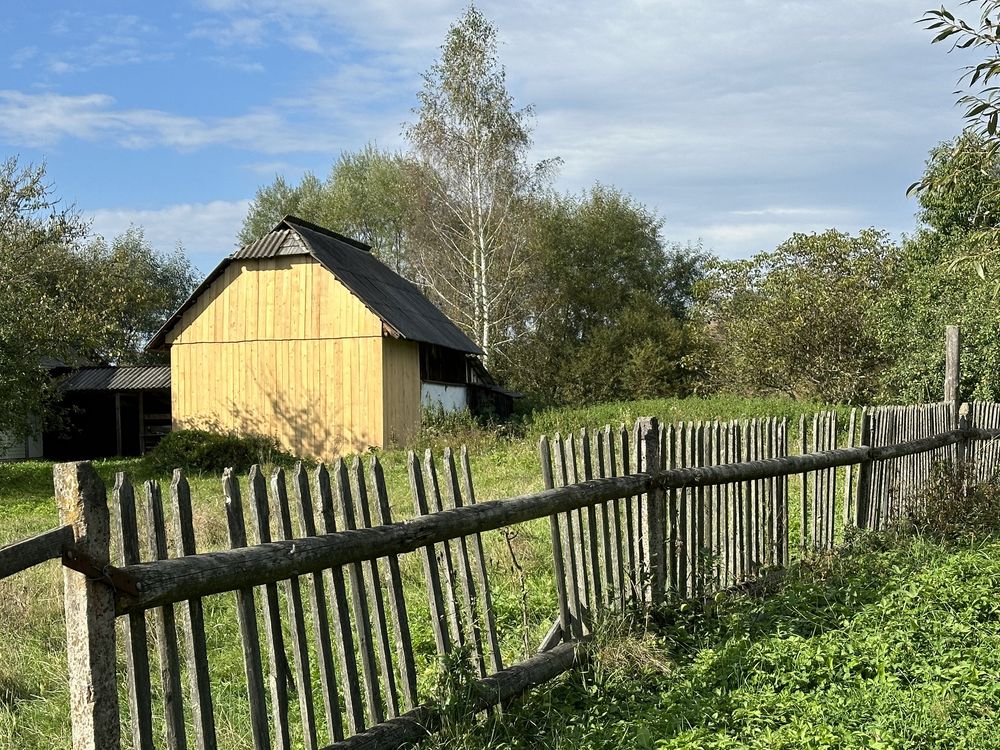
[876,229,1000,402]
[316,145,416,275]
[83,227,197,364]
[878,137,1000,401]
[0,158,91,439]
[500,186,708,404]
[238,172,325,245]
[237,146,418,274]
[0,158,197,442]
[914,2,1000,272]
[696,229,897,404]
[405,6,555,365]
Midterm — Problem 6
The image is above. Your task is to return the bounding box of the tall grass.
[0,395,859,749]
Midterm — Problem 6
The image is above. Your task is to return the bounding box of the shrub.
[910,462,1000,542]
[145,429,295,475]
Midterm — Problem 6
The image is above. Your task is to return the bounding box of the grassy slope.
[0,396,872,749]
[458,535,1000,750]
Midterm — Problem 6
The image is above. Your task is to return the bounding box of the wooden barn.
[148,216,510,460]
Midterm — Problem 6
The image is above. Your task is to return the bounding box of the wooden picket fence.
[5,399,1000,750]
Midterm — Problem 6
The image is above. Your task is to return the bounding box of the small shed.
[43,366,172,460]
[148,216,499,460]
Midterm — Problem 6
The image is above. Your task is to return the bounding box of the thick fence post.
[855,410,873,530]
[56,461,121,750]
[945,325,961,427]
[635,417,665,606]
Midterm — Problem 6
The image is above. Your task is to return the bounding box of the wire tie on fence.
[62,549,140,597]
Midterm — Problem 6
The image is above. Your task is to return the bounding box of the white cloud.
[0,90,348,153]
[87,199,251,272]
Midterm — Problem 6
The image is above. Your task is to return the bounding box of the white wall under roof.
[421,382,468,414]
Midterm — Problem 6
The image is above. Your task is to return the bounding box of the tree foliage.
[404,6,555,365]
[878,137,1000,401]
[0,158,196,440]
[696,229,897,404]
[499,186,708,405]
[238,146,417,275]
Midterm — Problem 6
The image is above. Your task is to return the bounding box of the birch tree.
[405,6,554,365]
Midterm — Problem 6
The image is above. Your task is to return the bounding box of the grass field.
[441,533,1000,749]
[0,395,981,749]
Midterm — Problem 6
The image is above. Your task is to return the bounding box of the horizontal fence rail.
[39,399,1000,750]
[0,524,74,580]
[115,426,984,615]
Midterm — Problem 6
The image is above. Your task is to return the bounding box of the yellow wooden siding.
[168,256,392,460]
[172,338,384,459]
[168,256,382,345]
[381,338,420,446]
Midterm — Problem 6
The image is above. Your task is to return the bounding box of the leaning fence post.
[635,417,665,606]
[855,410,873,531]
[55,461,121,750]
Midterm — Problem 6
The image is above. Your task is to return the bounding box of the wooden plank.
[798,414,808,553]
[564,435,591,615]
[121,428,972,613]
[619,424,636,600]
[370,456,419,706]
[169,470,217,750]
[294,463,344,740]
[539,435,572,645]
[327,640,589,750]
[423,450,465,651]
[334,459,384,726]
[145,480,187,750]
[843,409,857,528]
[594,428,614,608]
[271,468,319,750]
[441,449,486,676]
[316,465,366,734]
[113,475,156,750]
[350,457,401,714]
[0,524,73,580]
[222,470,271,750]
[579,429,603,609]
[695,422,706,596]
[677,423,690,596]
[552,434,583,637]
[603,425,625,609]
[248,467,292,750]
[457,446,503,671]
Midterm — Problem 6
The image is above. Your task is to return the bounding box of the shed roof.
[147,216,483,355]
[60,366,171,392]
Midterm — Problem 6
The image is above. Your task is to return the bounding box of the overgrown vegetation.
[5,398,1000,749]
[425,475,1000,749]
[144,428,296,475]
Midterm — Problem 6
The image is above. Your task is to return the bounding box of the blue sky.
[0,1,971,273]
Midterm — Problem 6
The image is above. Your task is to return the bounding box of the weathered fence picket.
[22,328,1000,750]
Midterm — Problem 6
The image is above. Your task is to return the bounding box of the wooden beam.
[320,639,590,750]
[0,525,73,580]
[115,429,968,615]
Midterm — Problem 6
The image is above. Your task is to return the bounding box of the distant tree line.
[5,3,1000,446]
[238,6,1000,409]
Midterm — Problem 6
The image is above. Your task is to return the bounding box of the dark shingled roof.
[60,366,171,392]
[147,216,482,355]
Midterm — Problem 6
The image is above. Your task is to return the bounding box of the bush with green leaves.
[144,428,295,475]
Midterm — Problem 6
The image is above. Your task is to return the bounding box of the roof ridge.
[278,214,371,252]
